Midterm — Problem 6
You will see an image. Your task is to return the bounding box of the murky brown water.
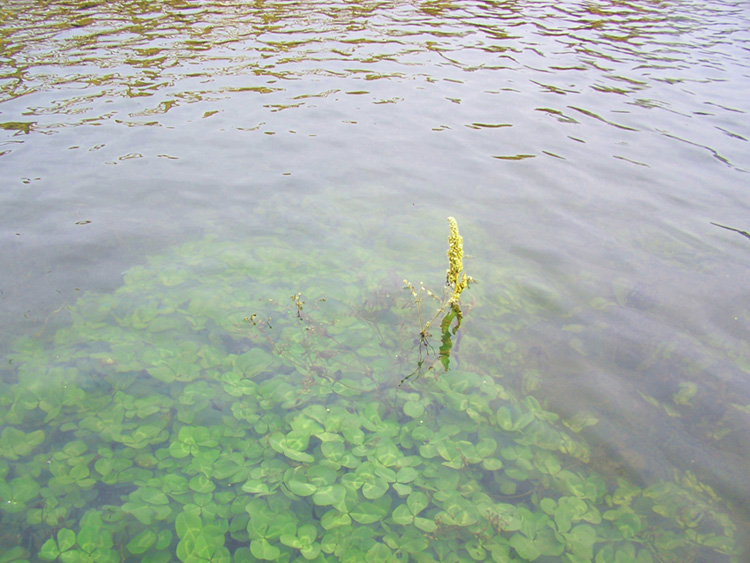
[2,0,750,558]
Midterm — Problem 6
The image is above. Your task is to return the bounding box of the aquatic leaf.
[475,438,497,458]
[126,529,158,555]
[321,509,352,529]
[565,524,597,560]
[537,451,562,476]
[418,442,438,458]
[673,382,697,406]
[362,402,383,430]
[554,496,587,534]
[414,517,437,533]
[604,507,642,538]
[189,475,216,494]
[77,525,100,554]
[297,523,317,543]
[700,534,734,555]
[509,534,541,561]
[395,466,418,483]
[169,425,216,458]
[286,477,317,497]
[407,491,429,515]
[280,533,302,549]
[403,401,424,418]
[361,478,389,500]
[465,540,486,560]
[176,511,202,539]
[313,484,346,506]
[269,432,315,463]
[0,546,29,563]
[540,498,557,515]
[305,464,334,486]
[285,429,311,451]
[142,553,171,563]
[512,411,535,431]
[350,501,388,524]
[411,425,433,442]
[58,529,77,552]
[456,441,482,464]
[321,440,346,463]
[115,421,168,449]
[0,476,40,513]
[300,543,322,560]
[141,487,169,505]
[342,424,365,446]
[159,474,189,497]
[534,526,565,557]
[340,472,365,492]
[121,505,151,527]
[392,504,414,526]
[392,483,412,496]
[177,517,229,563]
[0,427,45,460]
[555,470,586,498]
[188,447,222,478]
[232,348,277,379]
[38,539,61,561]
[495,407,512,430]
[440,495,480,526]
[242,479,274,496]
[482,457,503,471]
[563,412,599,433]
[320,528,346,555]
[374,441,402,466]
[437,440,460,466]
[147,355,199,384]
[94,458,113,477]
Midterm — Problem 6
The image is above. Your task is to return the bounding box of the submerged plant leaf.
[126,529,157,555]
[0,428,44,460]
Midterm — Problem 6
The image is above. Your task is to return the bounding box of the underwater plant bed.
[0,235,740,562]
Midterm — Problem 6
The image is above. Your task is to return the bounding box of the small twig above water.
[710,222,750,242]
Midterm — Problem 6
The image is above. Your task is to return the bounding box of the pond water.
[1,0,749,561]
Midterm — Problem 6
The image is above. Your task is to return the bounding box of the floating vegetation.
[0,231,741,562]
[492,154,536,161]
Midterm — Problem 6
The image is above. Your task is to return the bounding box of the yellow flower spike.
[446,217,463,287]
[401,216,475,382]
[446,216,471,304]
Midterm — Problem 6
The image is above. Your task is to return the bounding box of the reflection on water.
[2,0,749,170]
[1,0,749,559]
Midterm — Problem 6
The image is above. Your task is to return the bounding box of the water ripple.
[2,1,748,169]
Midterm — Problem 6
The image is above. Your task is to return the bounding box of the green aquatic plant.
[0,235,742,562]
[446,216,473,306]
[38,510,119,563]
[404,216,475,376]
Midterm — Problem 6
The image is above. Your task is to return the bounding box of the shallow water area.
[1,1,750,561]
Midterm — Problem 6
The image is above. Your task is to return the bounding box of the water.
[1,0,749,561]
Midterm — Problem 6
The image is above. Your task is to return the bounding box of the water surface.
[1,0,749,560]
